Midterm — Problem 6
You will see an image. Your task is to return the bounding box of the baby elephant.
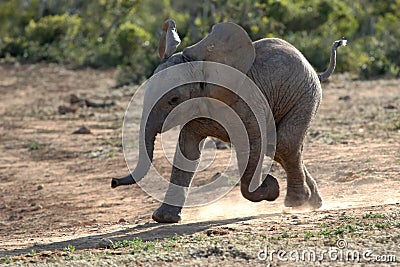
[112,19,346,223]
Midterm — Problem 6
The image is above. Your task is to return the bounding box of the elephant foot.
[307,190,323,209]
[261,174,280,201]
[241,174,280,202]
[152,204,182,223]
[304,176,323,209]
[284,184,311,207]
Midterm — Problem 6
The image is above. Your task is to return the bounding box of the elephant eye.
[168,96,179,105]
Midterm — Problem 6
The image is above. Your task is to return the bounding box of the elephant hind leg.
[274,113,316,207]
[304,164,322,209]
[278,152,311,207]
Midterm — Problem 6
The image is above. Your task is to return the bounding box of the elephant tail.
[318,39,347,82]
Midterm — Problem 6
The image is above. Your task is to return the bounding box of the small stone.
[8,215,19,221]
[31,205,43,211]
[118,218,126,223]
[383,104,396,110]
[40,250,53,257]
[37,184,44,190]
[96,238,114,249]
[58,105,79,115]
[85,99,115,108]
[205,228,229,236]
[338,95,350,101]
[72,125,92,134]
[70,94,86,107]
[291,215,299,219]
[0,204,6,210]
[205,229,214,237]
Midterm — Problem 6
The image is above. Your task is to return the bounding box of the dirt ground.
[0,63,399,266]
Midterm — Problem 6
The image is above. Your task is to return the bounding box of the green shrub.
[115,22,158,85]
[0,37,26,58]
[0,0,398,82]
[23,14,82,63]
[25,14,79,44]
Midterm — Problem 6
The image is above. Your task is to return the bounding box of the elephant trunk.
[240,174,280,202]
[111,122,157,188]
[235,141,280,202]
[318,39,347,82]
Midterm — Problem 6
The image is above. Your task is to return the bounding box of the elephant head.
[111,19,259,188]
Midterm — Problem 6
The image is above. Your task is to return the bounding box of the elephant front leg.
[237,140,280,202]
[152,126,203,223]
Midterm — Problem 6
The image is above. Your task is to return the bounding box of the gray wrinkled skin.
[113,21,345,223]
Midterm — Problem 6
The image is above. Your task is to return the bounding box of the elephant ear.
[158,19,181,59]
[182,22,255,74]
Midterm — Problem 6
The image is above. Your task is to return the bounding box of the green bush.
[25,14,80,45]
[22,14,81,62]
[0,0,398,83]
[115,22,158,85]
[0,37,26,58]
